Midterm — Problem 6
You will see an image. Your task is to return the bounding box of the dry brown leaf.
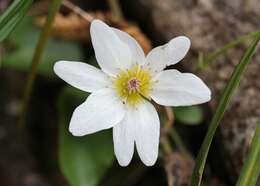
[35,13,90,41]
[35,11,152,53]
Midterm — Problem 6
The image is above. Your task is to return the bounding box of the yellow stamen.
[113,65,152,107]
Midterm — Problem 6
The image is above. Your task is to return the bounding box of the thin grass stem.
[196,30,260,72]
[19,0,62,130]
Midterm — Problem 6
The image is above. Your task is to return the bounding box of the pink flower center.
[127,78,141,94]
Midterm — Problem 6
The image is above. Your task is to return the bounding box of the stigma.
[127,78,141,93]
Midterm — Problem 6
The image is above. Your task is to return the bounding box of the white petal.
[90,20,132,76]
[113,111,135,166]
[135,101,160,166]
[54,61,110,92]
[69,88,126,136]
[145,36,190,74]
[151,69,211,106]
[112,28,145,65]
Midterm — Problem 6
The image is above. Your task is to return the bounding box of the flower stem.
[107,0,124,21]
[163,106,191,158]
[18,0,62,130]
[160,136,172,155]
[170,128,191,159]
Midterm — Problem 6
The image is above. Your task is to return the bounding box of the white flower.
[54,20,211,166]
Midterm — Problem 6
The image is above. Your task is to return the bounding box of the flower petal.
[145,36,190,74]
[69,88,126,136]
[90,20,132,76]
[135,101,160,166]
[54,61,110,92]
[113,110,135,166]
[112,28,145,65]
[151,69,211,106]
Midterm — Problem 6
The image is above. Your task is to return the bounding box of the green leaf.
[190,32,260,186]
[236,121,260,186]
[173,106,203,125]
[0,0,33,41]
[58,87,114,186]
[2,16,83,75]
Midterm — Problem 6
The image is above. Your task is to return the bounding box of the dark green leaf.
[0,0,33,41]
[173,106,203,125]
[58,87,114,186]
[190,32,260,186]
[2,17,83,75]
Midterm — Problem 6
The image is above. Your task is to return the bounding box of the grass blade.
[0,0,33,41]
[190,32,260,186]
[236,121,260,186]
[196,30,260,72]
[19,0,62,130]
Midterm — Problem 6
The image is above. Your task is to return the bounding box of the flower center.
[113,65,152,106]
[127,78,141,93]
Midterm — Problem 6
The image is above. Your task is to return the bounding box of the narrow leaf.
[236,121,260,186]
[190,32,260,186]
[196,30,260,72]
[0,0,33,41]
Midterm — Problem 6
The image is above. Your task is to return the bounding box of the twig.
[62,0,94,22]
[107,0,124,21]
